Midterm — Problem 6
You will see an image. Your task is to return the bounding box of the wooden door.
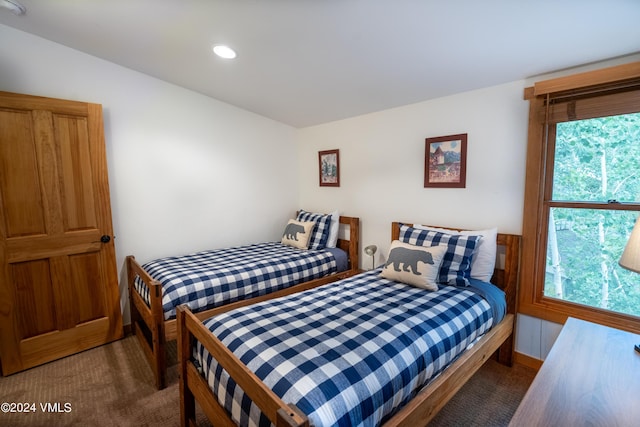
[0,91,123,375]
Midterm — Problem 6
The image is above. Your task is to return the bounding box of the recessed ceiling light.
[212,44,237,59]
[0,0,26,15]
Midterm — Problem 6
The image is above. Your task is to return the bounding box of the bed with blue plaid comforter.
[134,242,340,320]
[194,268,504,427]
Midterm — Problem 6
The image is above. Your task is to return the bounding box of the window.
[521,62,640,333]
[546,114,640,316]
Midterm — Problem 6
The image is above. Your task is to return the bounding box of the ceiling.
[1,1,639,128]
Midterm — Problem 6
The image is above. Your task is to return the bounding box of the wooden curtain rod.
[533,61,640,97]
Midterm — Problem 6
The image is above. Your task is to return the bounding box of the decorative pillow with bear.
[398,224,481,286]
[281,219,315,249]
[295,210,332,250]
[380,240,447,291]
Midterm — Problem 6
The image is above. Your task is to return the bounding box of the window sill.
[518,298,640,335]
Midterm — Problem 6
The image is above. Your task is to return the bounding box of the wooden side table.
[509,317,640,426]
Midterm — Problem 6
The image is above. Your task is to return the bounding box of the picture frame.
[319,149,340,187]
[424,133,467,188]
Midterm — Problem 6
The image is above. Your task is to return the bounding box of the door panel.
[70,252,106,323]
[55,114,97,231]
[0,91,122,375]
[19,317,113,369]
[6,231,101,263]
[0,109,46,238]
[13,259,56,339]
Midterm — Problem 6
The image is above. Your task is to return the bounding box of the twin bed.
[127,213,360,389]
[177,221,521,427]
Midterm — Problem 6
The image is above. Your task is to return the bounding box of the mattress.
[195,268,504,427]
[134,242,345,320]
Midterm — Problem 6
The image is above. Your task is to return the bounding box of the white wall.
[296,80,529,267]
[0,24,298,322]
[515,314,564,361]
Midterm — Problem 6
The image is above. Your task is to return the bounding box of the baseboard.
[514,351,543,371]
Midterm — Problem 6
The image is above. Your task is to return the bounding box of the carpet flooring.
[0,335,536,426]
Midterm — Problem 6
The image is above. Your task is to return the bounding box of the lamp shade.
[619,216,640,274]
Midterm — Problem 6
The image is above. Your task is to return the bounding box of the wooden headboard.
[338,216,360,272]
[391,221,521,364]
[295,212,360,272]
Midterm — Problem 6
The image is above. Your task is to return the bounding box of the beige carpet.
[429,358,536,427]
[0,336,536,426]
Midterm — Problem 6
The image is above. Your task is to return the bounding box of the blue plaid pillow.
[398,224,480,286]
[296,210,332,250]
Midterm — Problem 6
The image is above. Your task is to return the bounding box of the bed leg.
[495,312,515,366]
[126,256,140,336]
[497,335,514,366]
[152,334,167,389]
[177,306,196,427]
[151,282,167,389]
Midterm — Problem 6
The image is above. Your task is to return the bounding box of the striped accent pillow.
[296,210,332,250]
[398,224,480,286]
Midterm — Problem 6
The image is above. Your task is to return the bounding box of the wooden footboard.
[127,255,167,389]
[127,215,360,389]
[178,305,310,427]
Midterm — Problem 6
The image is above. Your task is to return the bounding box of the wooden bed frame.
[177,222,521,426]
[126,215,360,389]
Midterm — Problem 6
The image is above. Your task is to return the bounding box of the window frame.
[520,62,640,334]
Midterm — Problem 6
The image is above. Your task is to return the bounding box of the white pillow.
[326,210,340,248]
[380,240,447,291]
[281,220,315,249]
[414,225,498,282]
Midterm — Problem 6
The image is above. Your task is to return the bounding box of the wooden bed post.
[495,233,520,366]
[126,256,140,337]
[347,216,360,270]
[177,306,196,427]
[149,282,167,389]
[337,216,360,271]
[391,222,401,241]
[126,255,167,389]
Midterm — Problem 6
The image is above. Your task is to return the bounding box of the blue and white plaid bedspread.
[195,269,497,427]
[134,242,338,320]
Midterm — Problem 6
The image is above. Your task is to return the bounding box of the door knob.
[100,235,111,243]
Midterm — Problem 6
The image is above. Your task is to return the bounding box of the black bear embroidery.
[384,247,435,275]
[283,223,306,241]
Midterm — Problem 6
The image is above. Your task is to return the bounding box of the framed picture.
[319,149,340,187]
[424,133,467,188]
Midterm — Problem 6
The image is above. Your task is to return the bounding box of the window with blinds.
[520,62,640,333]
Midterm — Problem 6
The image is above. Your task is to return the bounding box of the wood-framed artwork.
[319,149,340,187]
[424,133,467,188]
